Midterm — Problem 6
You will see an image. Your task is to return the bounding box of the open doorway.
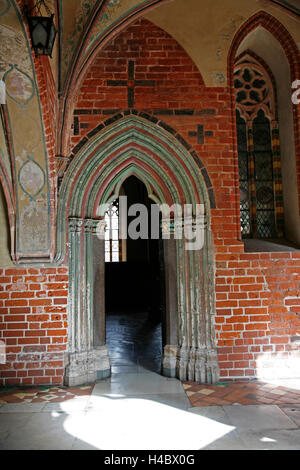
[63,115,218,386]
[105,176,166,374]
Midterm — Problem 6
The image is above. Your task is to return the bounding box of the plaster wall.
[145,0,300,86]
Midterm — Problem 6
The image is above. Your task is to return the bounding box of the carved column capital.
[161,214,207,239]
[68,217,84,233]
[84,218,102,235]
[161,217,175,237]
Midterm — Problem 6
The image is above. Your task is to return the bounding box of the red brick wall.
[1,17,299,385]
[0,267,68,386]
[71,19,239,233]
[70,17,300,381]
[216,252,300,380]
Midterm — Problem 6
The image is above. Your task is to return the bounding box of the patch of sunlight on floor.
[266,379,300,391]
[260,437,277,443]
[62,395,235,450]
[256,355,300,391]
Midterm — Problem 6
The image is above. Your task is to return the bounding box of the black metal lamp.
[26,0,57,57]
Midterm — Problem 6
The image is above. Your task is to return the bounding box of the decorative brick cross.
[107,60,155,108]
[188,125,213,144]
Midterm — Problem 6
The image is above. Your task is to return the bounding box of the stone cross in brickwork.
[107,60,155,108]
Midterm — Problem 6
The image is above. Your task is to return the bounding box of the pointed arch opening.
[104,175,166,374]
[58,114,219,386]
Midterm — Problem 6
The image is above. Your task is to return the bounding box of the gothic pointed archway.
[57,113,219,386]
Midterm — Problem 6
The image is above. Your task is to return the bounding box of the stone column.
[64,217,110,387]
[67,218,83,353]
[86,218,110,380]
[175,214,219,384]
[161,218,179,378]
[65,217,93,386]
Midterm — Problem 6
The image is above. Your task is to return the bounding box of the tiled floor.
[1,310,300,409]
[0,385,94,404]
[2,380,300,407]
[1,312,300,449]
[183,381,300,407]
[0,311,162,405]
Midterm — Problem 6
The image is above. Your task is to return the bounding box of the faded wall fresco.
[145,0,300,86]
[61,0,157,86]
[61,0,97,84]
[85,0,149,54]
[0,0,51,260]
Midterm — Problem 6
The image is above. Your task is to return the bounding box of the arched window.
[104,193,127,263]
[105,199,120,262]
[234,55,284,239]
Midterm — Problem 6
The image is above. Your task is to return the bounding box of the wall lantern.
[26,0,57,57]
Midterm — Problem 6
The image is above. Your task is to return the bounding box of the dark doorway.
[105,176,166,373]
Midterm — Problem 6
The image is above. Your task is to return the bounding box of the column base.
[177,346,219,384]
[162,345,219,384]
[64,345,111,387]
[162,345,178,378]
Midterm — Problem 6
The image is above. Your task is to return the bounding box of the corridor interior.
[105,176,166,377]
[106,312,163,376]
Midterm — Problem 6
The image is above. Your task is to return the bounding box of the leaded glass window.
[253,110,276,238]
[234,55,283,239]
[237,109,251,237]
[104,198,127,263]
[105,200,120,262]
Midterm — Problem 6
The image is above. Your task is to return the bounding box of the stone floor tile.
[0,412,80,450]
[42,398,90,413]
[223,404,298,431]
[187,406,232,425]
[0,402,46,413]
[237,429,300,450]
[203,429,247,450]
[279,405,300,426]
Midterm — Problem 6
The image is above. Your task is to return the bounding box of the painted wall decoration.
[19,158,45,199]
[0,0,10,16]
[60,0,159,87]
[85,0,146,54]
[61,0,97,84]
[0,23,32,75]
[3,65,35,106]
[0,1,51,261]
[210,14,246,85]
[19,202,48,253]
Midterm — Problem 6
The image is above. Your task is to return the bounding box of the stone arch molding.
[58,115,219,386]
